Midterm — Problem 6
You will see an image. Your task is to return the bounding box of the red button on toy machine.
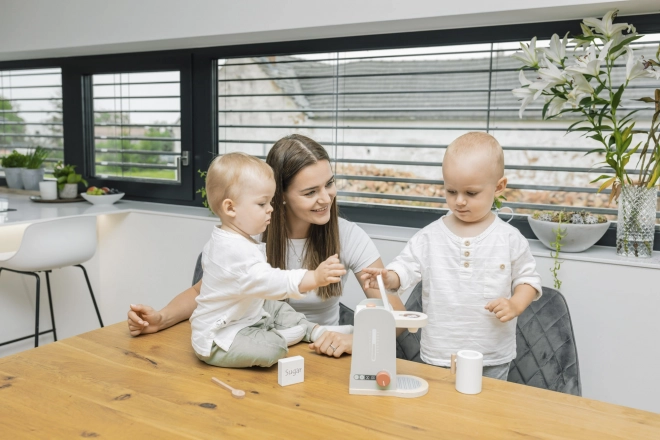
[376,371,391,387]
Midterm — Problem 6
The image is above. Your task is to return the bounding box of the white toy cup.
[450,350,483,394]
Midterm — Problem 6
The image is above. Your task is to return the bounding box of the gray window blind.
[92,71,182,182]
[217,37,660,219]
[0,68,64,173]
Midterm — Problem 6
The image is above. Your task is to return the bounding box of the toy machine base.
[349,375,429,398]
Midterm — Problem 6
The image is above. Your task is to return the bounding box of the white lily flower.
[625,47,653,81]
[542,32,569,65]
[538,61,568,87]
[546,96,568,117]
[512,80,550,118]
[566,87,590,108]
[512,37,540,68]
[583,10,631,39]
[570,72,595,95]
[566,42,611,77]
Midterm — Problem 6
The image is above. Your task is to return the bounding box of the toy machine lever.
[376,274,428,333]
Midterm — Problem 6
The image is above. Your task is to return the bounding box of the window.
[217,35,660,221]
[91,71,182,183]
[0,68,63,173]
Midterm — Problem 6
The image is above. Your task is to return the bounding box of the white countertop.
[0,192,219,226]
[2,190,658,270]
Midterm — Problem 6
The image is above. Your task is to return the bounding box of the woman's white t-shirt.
[284,218,380,325]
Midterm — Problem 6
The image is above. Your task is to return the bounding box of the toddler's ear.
[495,176,508,195]
[221,198,236,217]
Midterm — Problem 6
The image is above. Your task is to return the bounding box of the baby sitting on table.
[362,132,542,380]
[191,152,346,368]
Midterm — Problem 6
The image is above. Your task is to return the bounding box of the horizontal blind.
[218,37,660,220]
[0,68,64,173]
[92,71,182,182]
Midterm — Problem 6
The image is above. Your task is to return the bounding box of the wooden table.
[1,323,658,439]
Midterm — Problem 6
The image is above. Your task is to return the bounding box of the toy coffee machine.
[349,275,429,398]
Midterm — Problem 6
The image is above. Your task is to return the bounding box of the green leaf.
[586,147,606,155]
[609,35,643,58]
[611,84,625,111]
[590,174,614,183]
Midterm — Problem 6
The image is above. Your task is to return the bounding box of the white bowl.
[80,192,125,205]
[528,217,610,252]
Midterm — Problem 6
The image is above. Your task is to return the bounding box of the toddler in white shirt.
[191,152,348,368]
[362,132,542,380]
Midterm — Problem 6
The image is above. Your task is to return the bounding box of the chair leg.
[75,264,104,327]
[31,272,41,348]
[45,271,58,342]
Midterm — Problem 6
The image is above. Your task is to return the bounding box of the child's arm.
[243,254,345,300]
[485,284,536,322]
[361,234,422,294]
[485,237,542,322]
[298,254,346,293]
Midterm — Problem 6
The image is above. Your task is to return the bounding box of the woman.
[127,134,405,357]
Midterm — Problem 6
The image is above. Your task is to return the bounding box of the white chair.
[0,216,104,348]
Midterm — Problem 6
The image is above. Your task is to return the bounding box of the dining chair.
[0,216,104,348]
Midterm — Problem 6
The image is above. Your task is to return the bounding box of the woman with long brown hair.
[127,134,405,357]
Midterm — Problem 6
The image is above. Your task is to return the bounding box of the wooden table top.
[1,322,658,439]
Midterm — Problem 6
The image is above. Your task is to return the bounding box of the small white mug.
[450,350,483,394]
[39,181,58,200]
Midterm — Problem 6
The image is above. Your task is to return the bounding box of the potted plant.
[511,10,660,258]
[21,146,49,191]
[53,161,88,199]
[529,210,610,289]
[1,150,27,189]
[529,210,610,252]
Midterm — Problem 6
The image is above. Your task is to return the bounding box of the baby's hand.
[360,268,399,292]
[484,298,521,323]
[314,254,346,287]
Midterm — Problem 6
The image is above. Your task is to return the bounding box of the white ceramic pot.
[21,168,45,191]
[528,217,611,253]
[4,167,25,189]
[59,183,79,199]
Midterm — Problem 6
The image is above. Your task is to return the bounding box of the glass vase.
[616,185,657,258]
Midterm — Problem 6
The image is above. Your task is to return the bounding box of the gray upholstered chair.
[390,284,581,396]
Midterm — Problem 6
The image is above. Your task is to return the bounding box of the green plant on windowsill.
[53,161,88,190]
[24,146,49,169]
[1,150,27,168]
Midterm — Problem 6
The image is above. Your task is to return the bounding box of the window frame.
[1,14,659,247]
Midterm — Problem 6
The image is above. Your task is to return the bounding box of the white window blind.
[92,71,182,182]
[217,36,660,220]
[0,68,64,173]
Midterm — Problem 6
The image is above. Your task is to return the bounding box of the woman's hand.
[127,304,164,336]
[308,331,353,357]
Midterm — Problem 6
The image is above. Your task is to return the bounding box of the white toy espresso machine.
[349,275,429,398]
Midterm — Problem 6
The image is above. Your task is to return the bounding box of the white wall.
[1,212,659,413]
[1,0,659,61]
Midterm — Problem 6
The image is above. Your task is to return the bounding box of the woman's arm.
[127,280,201,336]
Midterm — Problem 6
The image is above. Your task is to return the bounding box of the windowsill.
[357,221,660,270]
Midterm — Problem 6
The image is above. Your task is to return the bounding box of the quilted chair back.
[508,286,582,396]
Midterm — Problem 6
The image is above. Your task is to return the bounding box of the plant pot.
[21,168,45,191]
[59,183,79,199]
[616,185,657,258]
[528,217,610,252]
[4,167,25,189]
